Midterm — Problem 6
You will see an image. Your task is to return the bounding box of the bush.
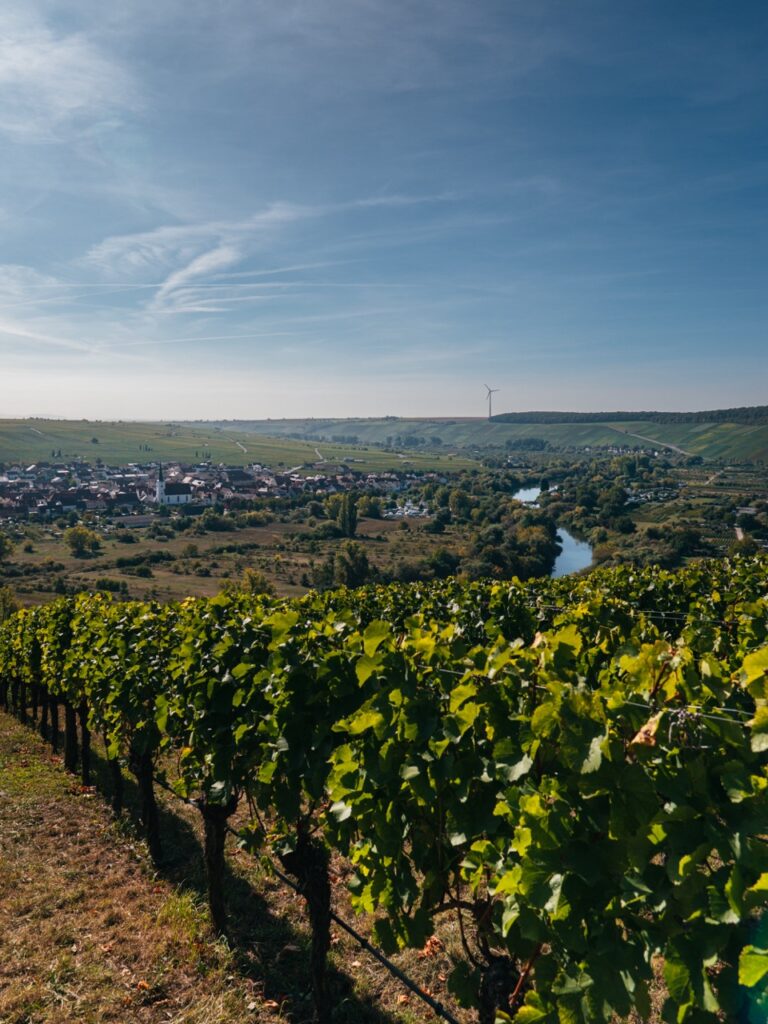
[95,577,128,594]
[0,585,18,622]
[220,567,275,596]
[0,533,13,563]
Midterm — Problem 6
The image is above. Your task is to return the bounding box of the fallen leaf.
[418,935,444,958]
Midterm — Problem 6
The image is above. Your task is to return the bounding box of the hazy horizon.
[6,401,767,425]
[2,2,767,419]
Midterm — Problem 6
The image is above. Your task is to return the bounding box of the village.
[0,458,427,525]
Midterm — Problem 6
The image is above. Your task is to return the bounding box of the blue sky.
[1,0,767,418]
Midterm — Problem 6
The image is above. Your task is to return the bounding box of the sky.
[1,0,767,420]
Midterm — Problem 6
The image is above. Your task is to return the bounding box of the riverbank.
[513,488,594,577]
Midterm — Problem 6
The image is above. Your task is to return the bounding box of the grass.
[0,710,474,1024]
[0,420,476,472]
[2,515,472,605]
[0,717,250,1023]
[3,416,767,467]
[0,700,668,1024]
[224,417,768,462]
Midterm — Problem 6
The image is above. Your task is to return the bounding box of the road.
[234,441,247,453]
[606,425,693,457]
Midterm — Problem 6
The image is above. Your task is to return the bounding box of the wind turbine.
[484,384,500,421]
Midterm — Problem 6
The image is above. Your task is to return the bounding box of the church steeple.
[155,462,166,504]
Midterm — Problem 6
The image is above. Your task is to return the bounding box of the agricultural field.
[3,417,766,466]
[220,416,768,462]
[0,712,469,1024]
[4,558,768,1022]
[0,420,476,473]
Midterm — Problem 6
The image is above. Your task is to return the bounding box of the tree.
[357,495,382,519]
[220,567,275,597]
[0,585,18,622]
[448,488,471,520]
[64,525,101,557]
[333,541,370,587]
[424,508,451,534]
[336,494,358,538]
[0,533,13,563]
[729,534,759,557]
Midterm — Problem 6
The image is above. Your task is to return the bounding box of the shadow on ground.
[46,715,405,1024]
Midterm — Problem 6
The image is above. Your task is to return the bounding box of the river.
[551,528,593,578]
[512,487,593,577]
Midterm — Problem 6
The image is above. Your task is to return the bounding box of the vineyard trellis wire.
[2,555,768,1023]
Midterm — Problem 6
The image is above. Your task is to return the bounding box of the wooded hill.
[492,406,768,425]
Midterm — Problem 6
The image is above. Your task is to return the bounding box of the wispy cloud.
[1,2,766,416]
[84,202,314,276]
[0,318,95,354]
[151,245,243,312]
[84,195,453,277]
[81,193,460,318]
[0,9,137,142]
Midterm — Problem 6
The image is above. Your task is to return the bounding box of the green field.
[3,416,766,466]
[0,420,476,472]
[218,417,768,461]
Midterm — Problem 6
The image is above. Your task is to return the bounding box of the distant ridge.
[492,406,768,425]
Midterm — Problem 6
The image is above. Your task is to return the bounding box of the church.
[155,464,193,506]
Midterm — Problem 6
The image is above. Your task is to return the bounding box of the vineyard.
[2,558,768,1023]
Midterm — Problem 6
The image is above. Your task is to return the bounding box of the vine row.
[2,556,768,1023]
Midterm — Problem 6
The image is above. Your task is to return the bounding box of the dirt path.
[604,425,693,457]
[0,715,257,1024]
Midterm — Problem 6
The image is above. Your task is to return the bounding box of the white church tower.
[155,463,165,505]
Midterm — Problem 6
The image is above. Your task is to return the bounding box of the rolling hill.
[211,413,768,462]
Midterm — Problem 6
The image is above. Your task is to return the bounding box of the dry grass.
[0,711,666,1024]
[0,711,468,1024]
[5,515,471,606]
[0,719,257,1023]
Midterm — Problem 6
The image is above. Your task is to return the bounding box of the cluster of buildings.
[383,500,431,519]
[0,459,411,522]
[624,486,679,506]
